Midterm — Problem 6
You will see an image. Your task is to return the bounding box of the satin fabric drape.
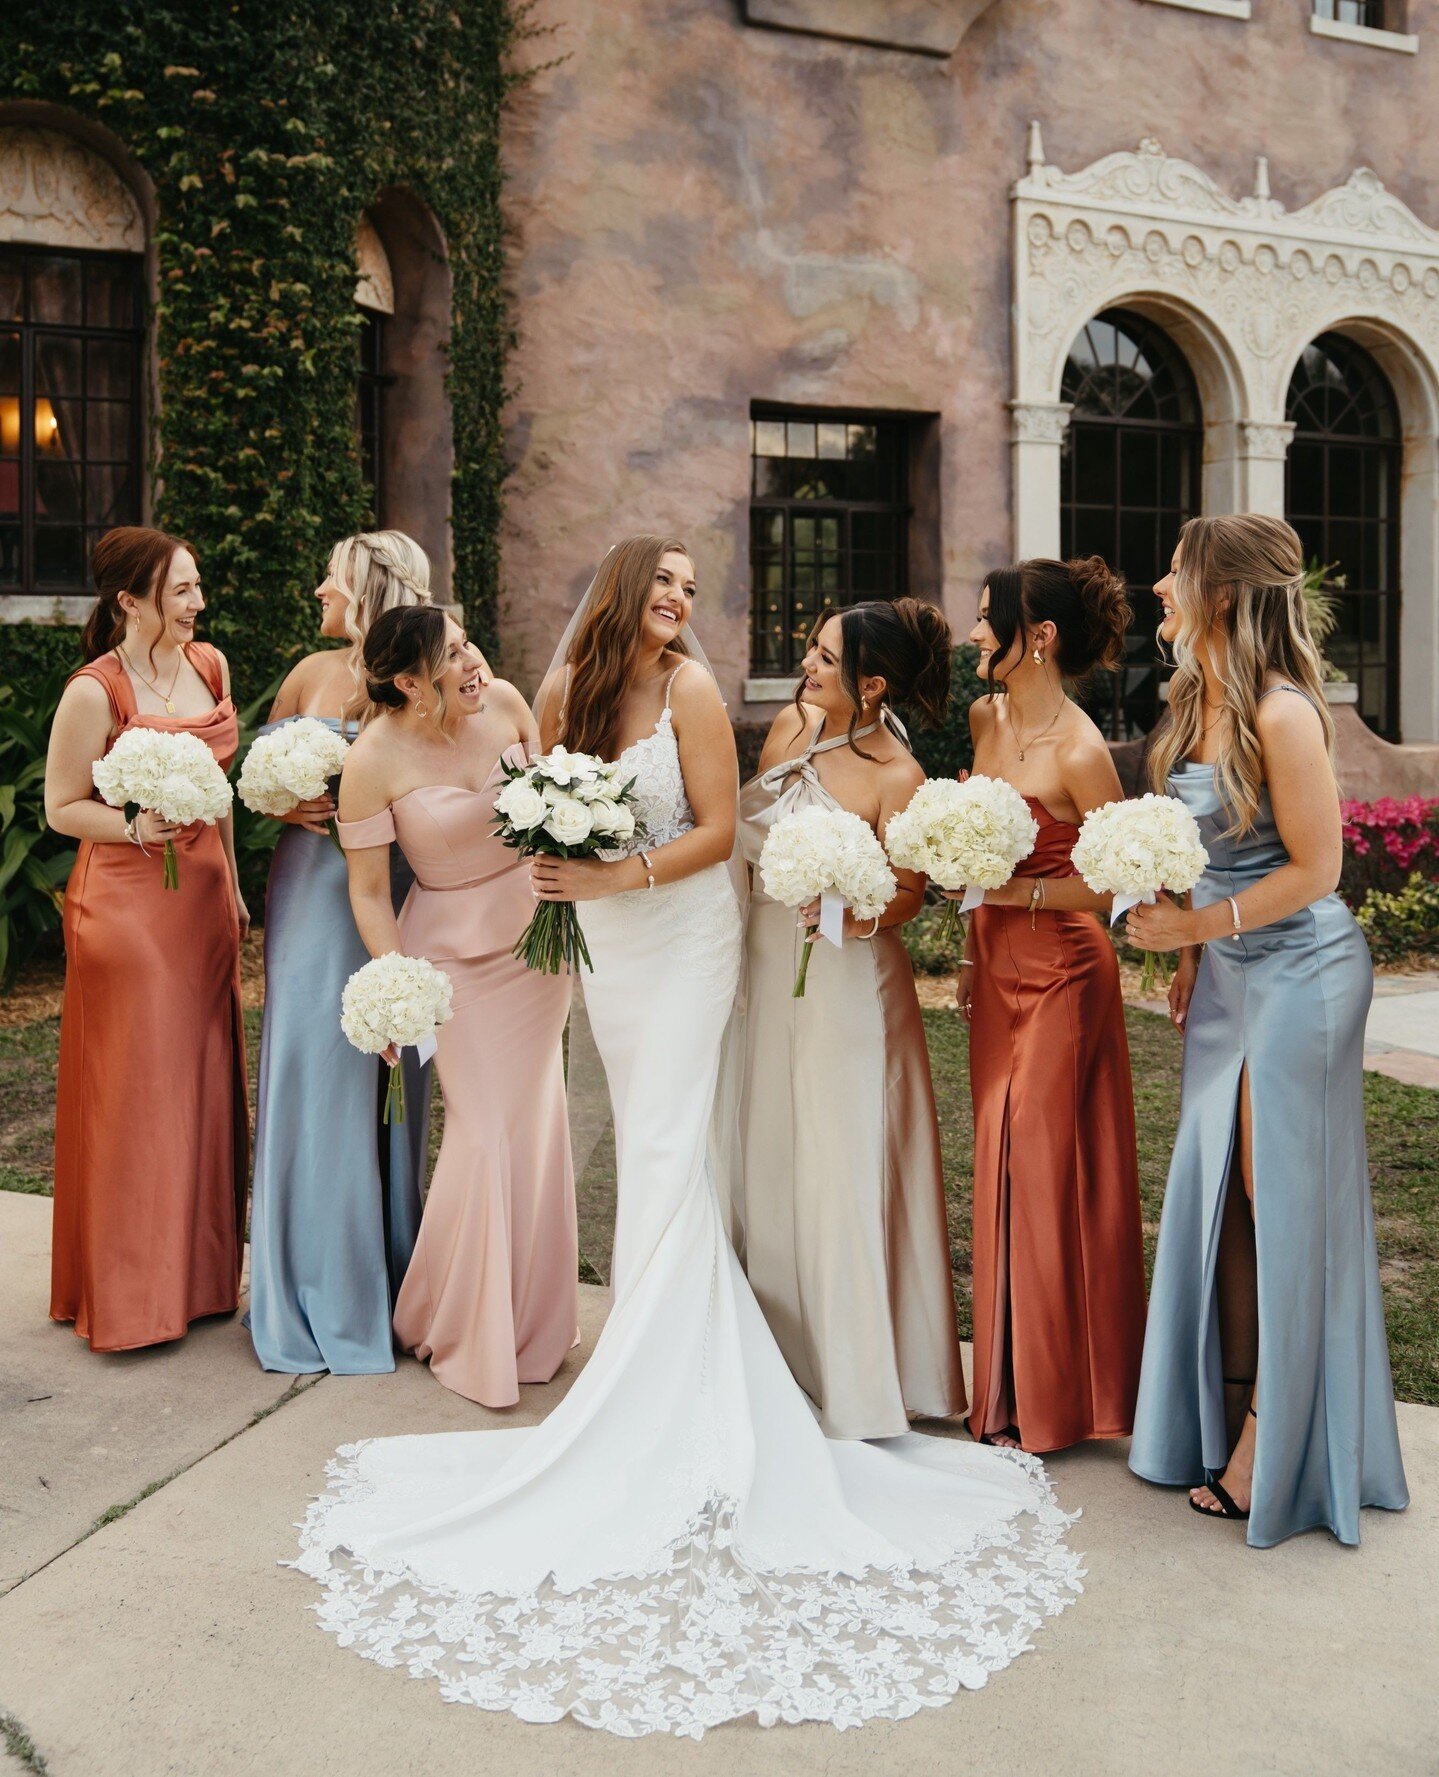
[1129,757,1408,1546]
[337,747,576,1408]
[733,724,965,1438]
[967,796,1147,1452]
[51,645,247,1351]
[246,717,430,1375]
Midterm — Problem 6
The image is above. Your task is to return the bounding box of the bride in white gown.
[294,537,1083,1737]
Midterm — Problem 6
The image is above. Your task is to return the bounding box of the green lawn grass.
[4,1003,1435,1404]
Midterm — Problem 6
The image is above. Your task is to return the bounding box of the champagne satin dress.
[733,720,966,1439]
[967,795,1147,1452]
[1130,697,1408,1546]
[51,645,248,1351]
[337,745,576,1408]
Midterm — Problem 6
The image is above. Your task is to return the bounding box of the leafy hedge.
[3,1,530,699]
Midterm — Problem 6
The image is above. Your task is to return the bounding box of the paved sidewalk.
[1,1192,1435,1777]
[1365,974,1439,1087]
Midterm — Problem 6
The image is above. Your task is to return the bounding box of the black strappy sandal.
[1189,1403,1256,1521]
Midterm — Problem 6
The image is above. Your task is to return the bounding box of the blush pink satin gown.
[339,748,576,1407]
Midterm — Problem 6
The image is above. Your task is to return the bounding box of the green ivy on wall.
[2,1,532,700]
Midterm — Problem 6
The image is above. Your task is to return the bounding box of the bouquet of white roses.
[759,804,897,997]
[884,774,1040,946]
[492,746,643,974]
[236,717,349,848]
[1071,792,1209,993]
[92,727,233,890]
[340,951,454,1123]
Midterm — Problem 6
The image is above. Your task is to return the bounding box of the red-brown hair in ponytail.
[81,526,196,666]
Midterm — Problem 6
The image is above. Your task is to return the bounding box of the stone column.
[1010,400,1072,560]
[1238,420,1295,516]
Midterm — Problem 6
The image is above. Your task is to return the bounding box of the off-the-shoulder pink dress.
[339,748,576,1407]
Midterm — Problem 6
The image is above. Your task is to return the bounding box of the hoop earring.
[414,701,427,718]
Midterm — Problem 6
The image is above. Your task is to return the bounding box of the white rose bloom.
[543,797,595,846]
[493,779,547,830]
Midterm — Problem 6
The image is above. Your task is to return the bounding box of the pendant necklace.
[119,646,183,714]
[1010,689,1065,762]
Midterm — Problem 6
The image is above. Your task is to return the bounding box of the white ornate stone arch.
[1012,128,1439,740]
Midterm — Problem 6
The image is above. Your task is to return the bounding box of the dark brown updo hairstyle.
[981,555,1129,696]
[81,526,196,666]
[796,597,953,754]
[361,603,451,728]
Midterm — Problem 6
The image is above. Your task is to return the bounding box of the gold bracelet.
[638,849,656,891]
[1028,878,1044,929]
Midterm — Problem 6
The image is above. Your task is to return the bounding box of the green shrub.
[0,663,77,983]
[1356,873,1439,965]
[908,644,984,779]
[902,898,963,977]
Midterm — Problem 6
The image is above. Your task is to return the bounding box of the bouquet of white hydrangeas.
[340,951,454,1123]
[492,746,643,974]
[236,717,349,848]
[759,804,897,997]
[884,774,1040,946]
[92,727,233,890]
[1071,792,1210,992]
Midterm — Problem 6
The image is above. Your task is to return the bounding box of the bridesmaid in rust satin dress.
[961,559,1146,1452]
[44,529,248,1351]
[340,605,576,1408]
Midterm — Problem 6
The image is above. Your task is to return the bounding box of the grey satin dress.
[247,717,431,1375]
[1129,692,1409,1546]
[732,719,966,1439]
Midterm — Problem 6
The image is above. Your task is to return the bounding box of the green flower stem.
[792,936,816,998]
[382,1059,406,1125]
[163,838,179,891]
[514,898,592,975]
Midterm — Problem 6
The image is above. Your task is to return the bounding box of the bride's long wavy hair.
[559,535,693,758]
[1149,514,1333,837]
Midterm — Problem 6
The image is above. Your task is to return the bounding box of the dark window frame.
[0,244,145,598]
[1285,331,1402,741]
[749,406,911,678]
[1060,307,1203,740]
[1313,0,1388,28]
[355,304,393,527]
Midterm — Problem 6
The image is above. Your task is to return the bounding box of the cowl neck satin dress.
[966,792,1147,1452]
[1129,721,1408,1546]
[51,644,248,1351]
[733,718,966,1439]
[338,745,576,1408]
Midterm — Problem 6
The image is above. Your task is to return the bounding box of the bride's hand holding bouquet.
[493,746,644,973]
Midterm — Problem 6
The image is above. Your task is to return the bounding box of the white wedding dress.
[294,693,1083,1738]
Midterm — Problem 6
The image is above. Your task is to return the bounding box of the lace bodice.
[604,708,694,856]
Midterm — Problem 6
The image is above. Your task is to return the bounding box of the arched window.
[1285,333,1401,739]
[1060,308,1202,738]
[0,126,146,617]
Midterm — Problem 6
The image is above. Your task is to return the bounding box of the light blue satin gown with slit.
[1128,686,1408,1546]
[247,717,432,1374]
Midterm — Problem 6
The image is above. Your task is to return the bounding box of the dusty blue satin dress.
[1129,692,1408,1546]
[247,718,431,1374]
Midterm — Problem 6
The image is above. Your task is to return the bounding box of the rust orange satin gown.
[967,795,1146,1452]
[51,645,248,1351]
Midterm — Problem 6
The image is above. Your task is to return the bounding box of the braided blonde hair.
[1149,514,1333,836]
[328,530,432,723]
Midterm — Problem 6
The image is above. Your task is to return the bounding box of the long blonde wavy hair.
[1149,514,1333,836]
[328,529,432,723]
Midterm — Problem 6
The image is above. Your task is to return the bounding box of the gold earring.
[1033,647,1043,666]
[415,700,427,717]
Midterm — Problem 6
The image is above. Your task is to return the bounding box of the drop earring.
[1033,647,1043,666]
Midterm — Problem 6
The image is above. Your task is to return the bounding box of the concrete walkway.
[1366,974,1439,1088]
[2,1190,1436,1777]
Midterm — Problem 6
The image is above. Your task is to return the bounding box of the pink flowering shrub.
[1339,796,1439,905]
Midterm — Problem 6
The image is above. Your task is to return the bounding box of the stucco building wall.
[498,0,1439,733]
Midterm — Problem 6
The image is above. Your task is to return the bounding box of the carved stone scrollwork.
[0,127,144,252]
[1240,421,1297,460]
[1012,129,1439,422]
[1010,400,1073,444]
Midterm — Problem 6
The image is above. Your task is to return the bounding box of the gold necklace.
[1010,689,1066,762]
[118,645,183,714]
